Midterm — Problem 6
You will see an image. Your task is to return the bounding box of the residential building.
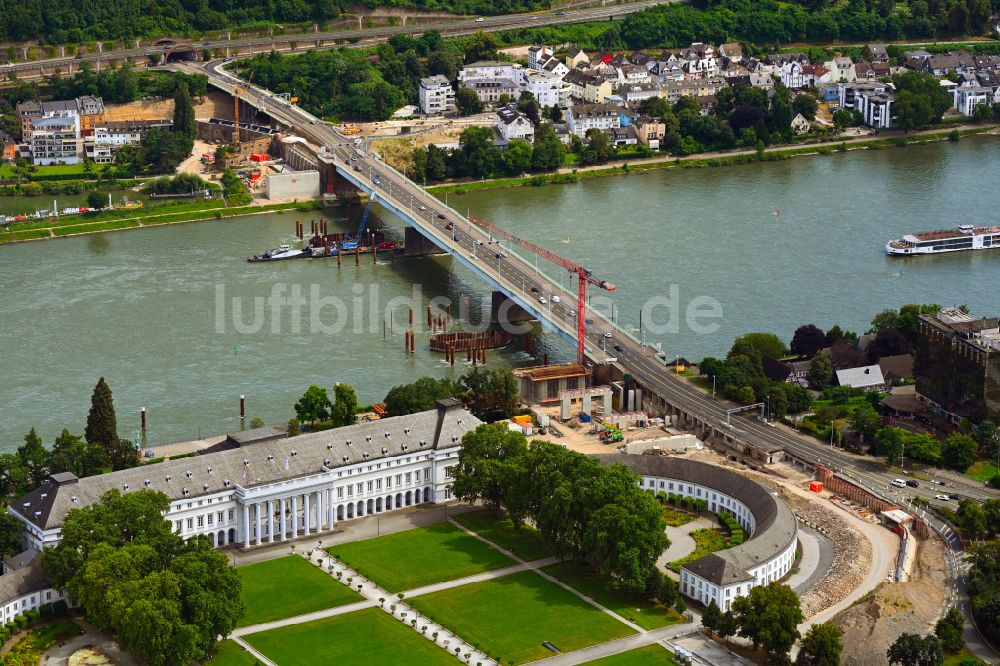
[677,43,718,77]
[618,81,661,105]
[458,61,519,84]
[840,81,895,128]
[633,116,665,148]
[608,125,638,146]
[461,78,518,104]
[565,47,589,69]
[583,76,614,104]
[864,44,890,64]
[28,112,81,165]
[84,120,171,164]
[954,86,992,116]
[914,308,1000,424]
[660,77,728,102]
[76,95,106,136]
[836,365,886,390]
[519,69,571,108]
[527,45,551,70]
[497,104,534,143]
[791,113,811,134]
[419,75,456,115]
[565,103,621,136]
[823,56,857,83]
[923,52,976,77]
[878,354,914,384]
[719,43,743,62]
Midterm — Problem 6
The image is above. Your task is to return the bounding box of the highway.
[1,0,671,75]
[194,60,1000,512]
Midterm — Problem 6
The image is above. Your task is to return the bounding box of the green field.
[965,461,999,482]
[237,556,364,627]
[587,644,681,665]
[201,640,260,666]
[542,561,685,631]
[667,529,729,573]
[452,510,554,561]
[328,522,515,592]
[243,607,455,666]
[409,570,635,664]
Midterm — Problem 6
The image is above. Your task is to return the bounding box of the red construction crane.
[468,216,615,365]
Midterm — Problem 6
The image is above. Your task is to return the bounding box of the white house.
[419,75,456,115]
[565,103,622,136]
[601,455,797,613]
[822,56,857,83]
[28,112,81,165]
[954,86,992,116]
[458,61,520,84]
[836,365,886,390]
[497,104,534,143]
[791,113,811,134]
[519,69,572,108]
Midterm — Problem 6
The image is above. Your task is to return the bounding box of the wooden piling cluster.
[429,329,511,354]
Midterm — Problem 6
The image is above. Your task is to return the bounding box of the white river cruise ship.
[886,224,1000,255]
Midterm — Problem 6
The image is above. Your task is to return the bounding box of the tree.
[791,324,826,357]
[849,404,883,444]
[516,91,541,125]
[875,426,905,465]
[17,428,49,488]
[793,94,818,121]
[41,490,243,666]
[941,434,978,473]
[702,599,722,631]
[86,190,106,210]
[971,420,999,458]
[796,624,843,666]
[717,610,739,644]
[579,127,616,166]
[808,353,833,389]
[451,423,528,514]
[463,31,500,64]
[329,383,358,428]
[730,332,788,364]
[294,384,331,424]
[934,607,964,652]
[49,429,108,478]
[85,377,118,459]
[887,633,943,666]
[0,509,23,559]
[531,122,565,171]
[732,582,803,663]
[460,368,518,422]
[957,499,988,539]
[867,328,912,362]
[894,90,933,132]
[384,377,460,417]
[172,81,197,144]
[455,87,484,116]
[503,139,533,175]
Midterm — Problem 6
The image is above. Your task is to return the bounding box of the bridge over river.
[186,60,1000,511]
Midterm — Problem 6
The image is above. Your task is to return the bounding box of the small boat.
[117,197,144,210]
[247,244,309,262]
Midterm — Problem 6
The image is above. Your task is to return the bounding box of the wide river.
[1,137,997,449]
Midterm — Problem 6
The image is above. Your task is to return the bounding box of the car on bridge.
[614,344,624,352]
[603,330,612,338]
[539,296,547,304]
[438,213,447,220]
[935,494,951,501]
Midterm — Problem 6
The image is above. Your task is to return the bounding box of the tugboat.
[247,244,309,262]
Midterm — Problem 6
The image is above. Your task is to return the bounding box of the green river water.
[0,137,997,449]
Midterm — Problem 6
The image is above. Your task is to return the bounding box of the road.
[0,0,671,75]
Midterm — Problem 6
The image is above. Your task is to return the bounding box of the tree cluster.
[293,383,359,428]
[873,426,979,472]
[699,332,812,414]
[452,424,671,596]
[892,71,957,131]
[967,540,1000,646]
[0,377,137,501]
[381,367,520,422]
[887,632,944,666]
[41,489,244,666]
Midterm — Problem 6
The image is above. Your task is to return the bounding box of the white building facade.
[602,455,798,613]
[419,75,456,115]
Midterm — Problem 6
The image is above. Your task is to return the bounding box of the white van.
[891,479,906,488]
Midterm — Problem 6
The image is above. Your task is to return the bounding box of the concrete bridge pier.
[491,292,536,326]
[404,227,448,257]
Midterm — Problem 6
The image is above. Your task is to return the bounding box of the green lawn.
[200,640,260,666]
[243,607,455,666]
[409,570,635,665]
[942,648,987,665]
[667,529,729,573]
[965,461,998,482]
[328,522,516,592]
[586,644,681,665]
[237,556,364,627]
[452,510,554,561]
[542,561,685,631]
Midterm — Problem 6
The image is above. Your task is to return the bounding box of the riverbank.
[426,123,999,195]
[0,198,325,244]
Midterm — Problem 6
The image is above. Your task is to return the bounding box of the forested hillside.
[0,0,548,44]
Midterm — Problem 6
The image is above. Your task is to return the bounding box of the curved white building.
[598,455,798,611]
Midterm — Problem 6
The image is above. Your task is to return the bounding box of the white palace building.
[599,455,798,612]
[1,399,480,621]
